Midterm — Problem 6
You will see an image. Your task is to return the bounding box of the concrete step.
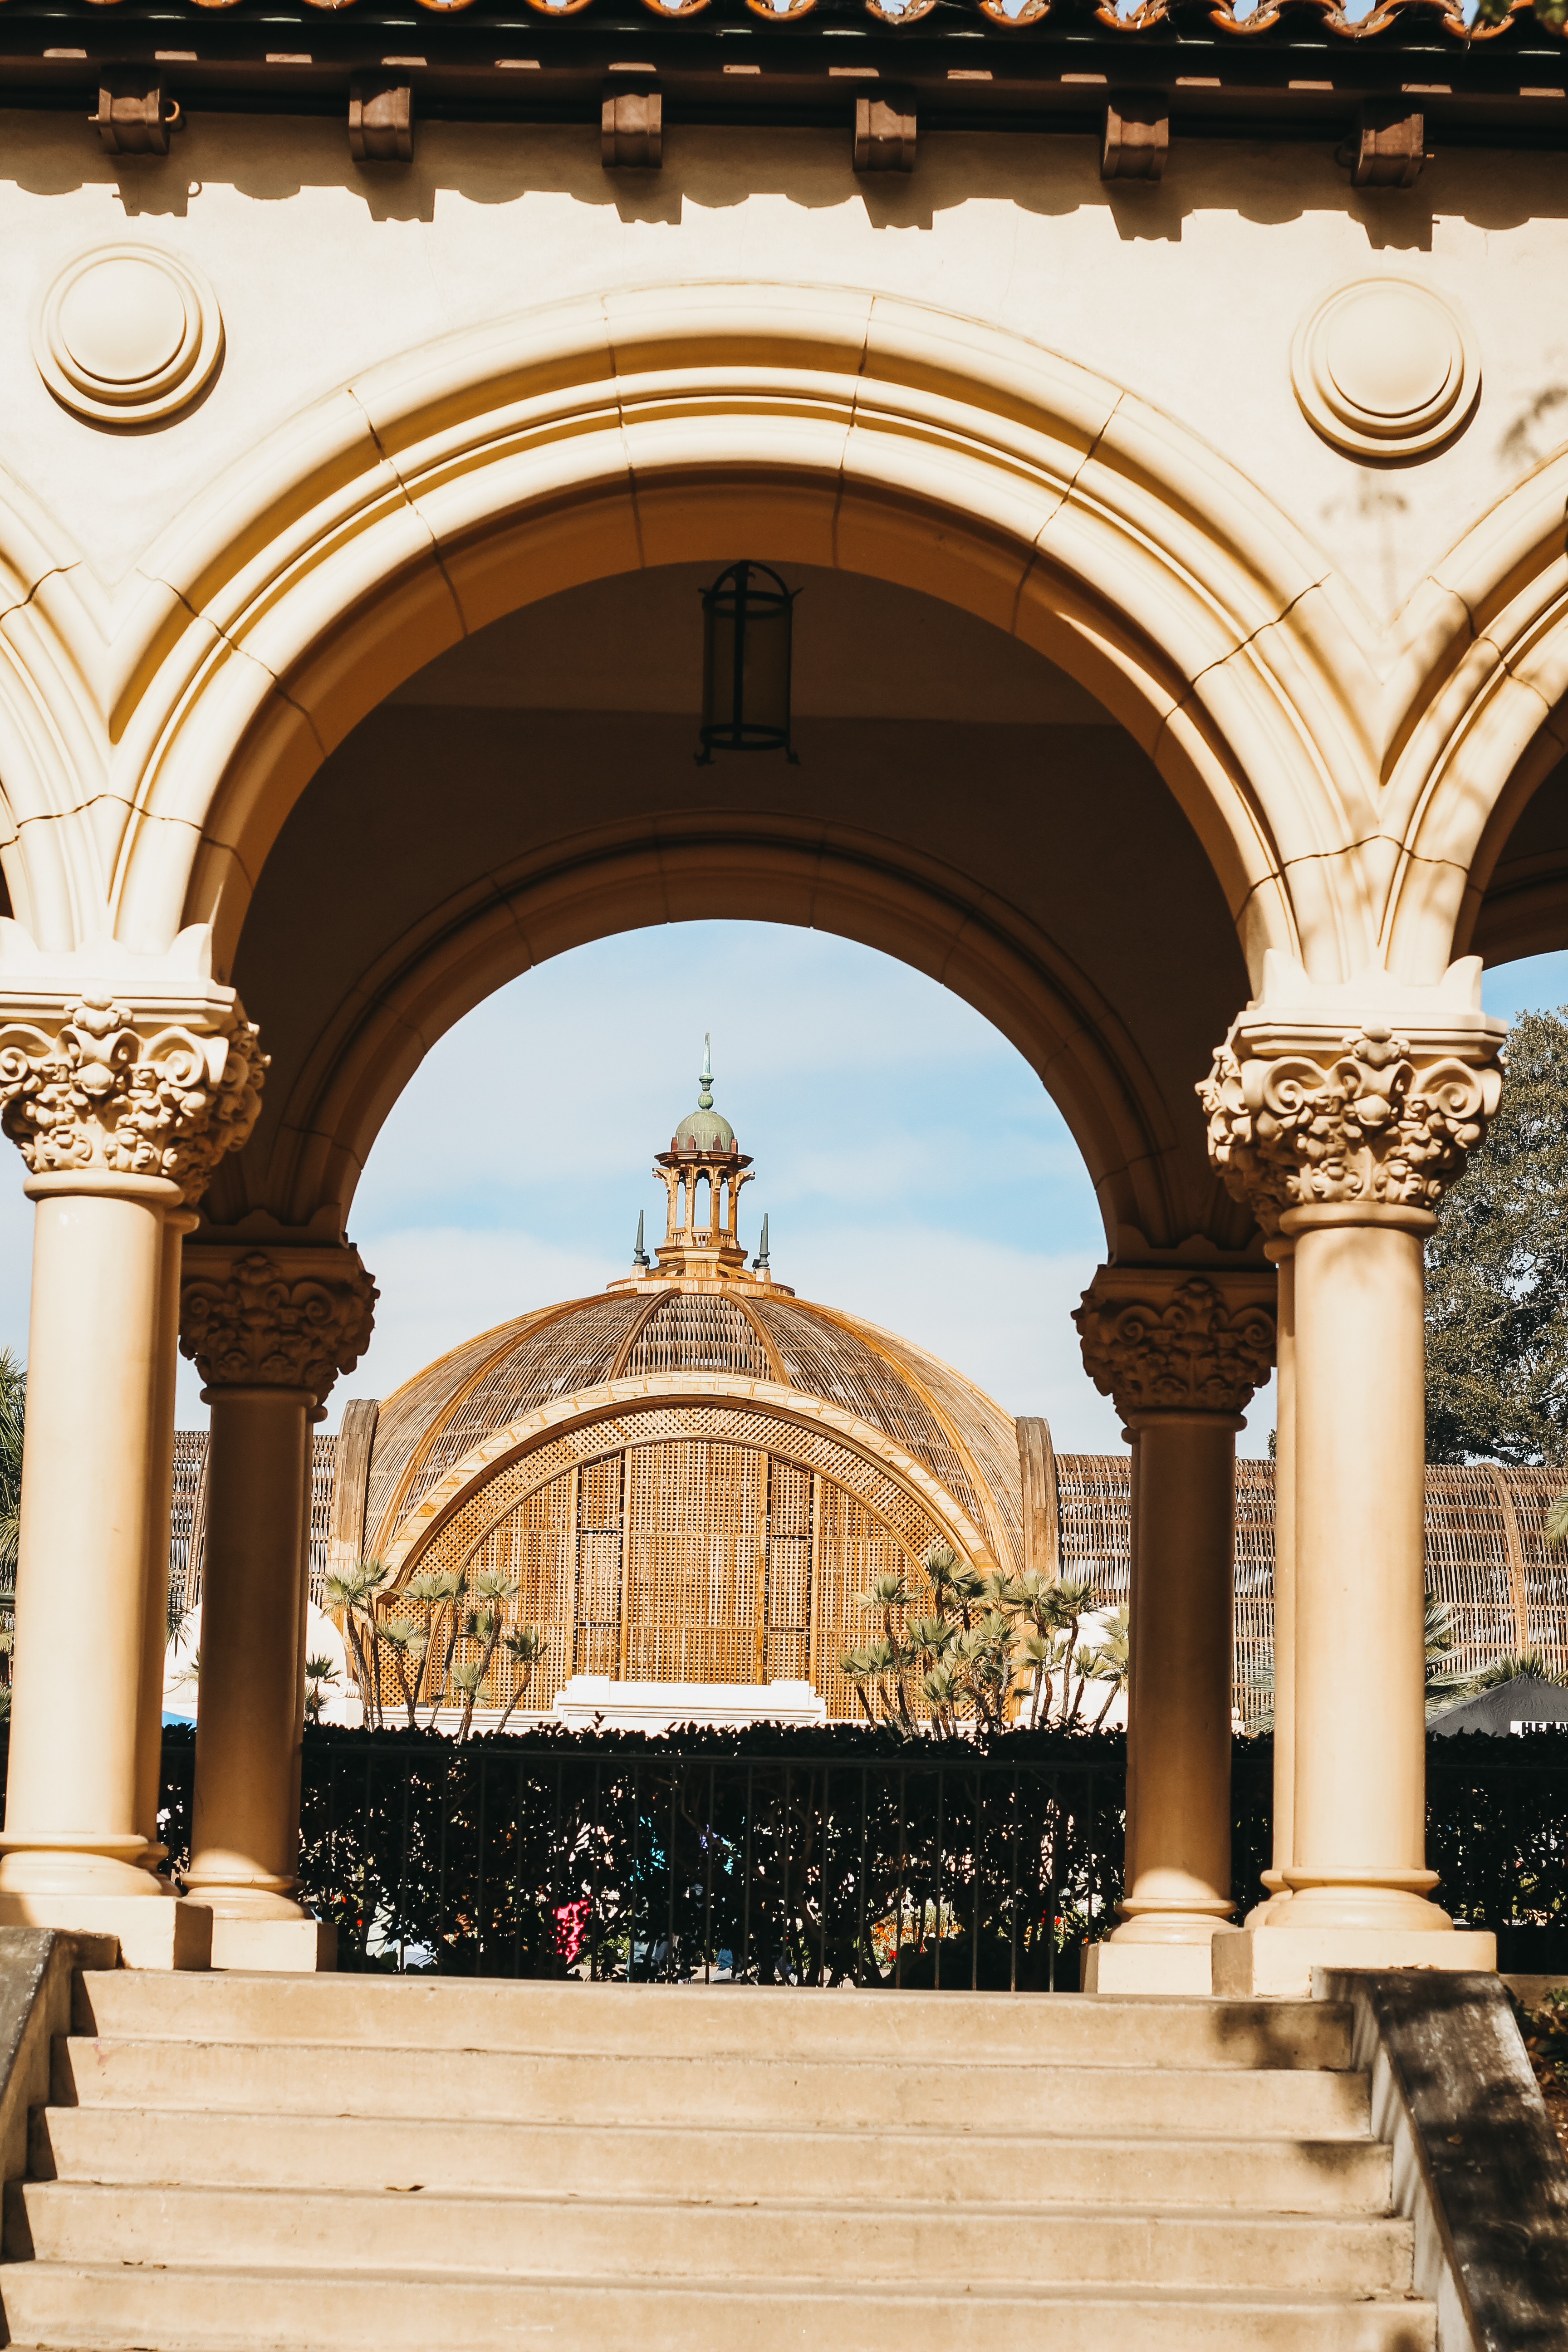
[71,1974,1355,2071]
[0,2261,1438,2352]
[52,2038,1373,2135]
[29,2104,1396,2211]
[2,2181,1417,2295]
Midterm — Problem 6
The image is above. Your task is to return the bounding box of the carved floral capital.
[180,1245,377,1401]
[0,993,266,1204]
[1198,1019,1504,1237]
[1074,1271,1276,1420]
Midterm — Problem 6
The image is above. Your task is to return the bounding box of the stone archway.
[0,277,1518,1989]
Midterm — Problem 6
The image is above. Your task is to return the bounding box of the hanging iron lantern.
[696,561,799,763]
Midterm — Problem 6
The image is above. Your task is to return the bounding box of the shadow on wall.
[0,114,1563,244]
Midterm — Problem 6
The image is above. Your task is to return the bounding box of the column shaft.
[0,1174,178,1899]
[135,1207,197,1864]
[1284,1205,1440,1930]
[1114,1412,1239,1941]
[1252,1237,1295,1921]
[184,1386,313,1917]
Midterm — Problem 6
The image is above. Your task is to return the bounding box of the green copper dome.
[674,1035,735,1152]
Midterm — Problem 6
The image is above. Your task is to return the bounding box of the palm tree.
[399,1572,451,1715]
[460,1570,521,1727]
[840,1637,904,1726]
[494,1625,544,1731]
[304,1653,339,1724]
[1082,1606,1131,1731]
[420,1570,470,1723]
[853,1573,915,1729]
[450,1659,488,1741]
[377,1620,427,1727]
[322,1558,393,1726]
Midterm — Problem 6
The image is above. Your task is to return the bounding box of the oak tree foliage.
[1425,1006,1568,1465]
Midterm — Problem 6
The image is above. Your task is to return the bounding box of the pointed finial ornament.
[754,1212,770,1271]
[698,1034,714,1112]
[633,1210,650,1269]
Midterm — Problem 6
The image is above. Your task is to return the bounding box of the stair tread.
[15,2180,1406,2224]
[36,2102,1378,2143]
[0,2255,1433,2303]
[57,2033,1357,2070]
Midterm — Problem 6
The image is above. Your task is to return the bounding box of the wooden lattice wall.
[376,1433,946,1722]
[1054,1453,1568,1727]
[172,1431,339,1620]
[168,1432,1568,1721]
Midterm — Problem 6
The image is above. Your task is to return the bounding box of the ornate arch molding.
[1382,448,1568,976]
[213,813,1237,1258]
[377,1373,1000,1587]
[80,282,1387,990]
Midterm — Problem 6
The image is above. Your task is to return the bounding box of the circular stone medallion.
[1291,277,1478,460]
[34,245,223,426]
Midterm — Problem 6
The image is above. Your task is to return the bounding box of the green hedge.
[135,1723,1568,1980]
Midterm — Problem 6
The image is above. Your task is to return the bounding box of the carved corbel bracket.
[854,92,917,173]
[1102,92,1168,182]
[1075,1265,1276,1422]
[350,78,415,164]
[1342,101,1426,190]
[602,81,662,169]
[180,1241,377,1403]
[95,74,184,157]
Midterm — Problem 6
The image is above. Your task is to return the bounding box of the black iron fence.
[161,1723,1127,1985]
[10,1721,1566,1982]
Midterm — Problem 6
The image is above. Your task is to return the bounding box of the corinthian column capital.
[1075,1266,1276,1422]
[1198,957,1507,1237]
[180,1242,377,1403]
[0,990,266,1204]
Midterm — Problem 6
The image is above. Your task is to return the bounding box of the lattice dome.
[347,1135,1032,1723]
[364,1281,1023,1578]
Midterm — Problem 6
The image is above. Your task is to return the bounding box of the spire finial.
[698,1033,714,1111]
[754,1212,770,1272]
[632,1209,650,1269]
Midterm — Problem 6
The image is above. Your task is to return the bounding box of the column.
[1248,1235,1294,1923]
[1200,977,1505,1994]
[136,1205,199,1869]
[1075,1268,1275,1994]
[0,989,265,1968]
[180,1243,375,1971]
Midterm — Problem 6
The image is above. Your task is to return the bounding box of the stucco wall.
[0,113,1561,622]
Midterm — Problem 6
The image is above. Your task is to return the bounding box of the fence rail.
[14,1722,1564,1982]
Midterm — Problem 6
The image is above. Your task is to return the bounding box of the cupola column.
[0,986,265,1968]
[1199,971,1504,1993]
[1075,1269,1275,1994]
[179,1241,375,1971]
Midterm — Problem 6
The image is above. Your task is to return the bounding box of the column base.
[209,1916,337,1973]
[1083,1937,1223,1994]
[1212,1926,1497,1999]
[1243,1892,1294,1927]
[0,1893,212,1970]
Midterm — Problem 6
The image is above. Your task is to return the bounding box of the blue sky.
[311,921,1129,1450]
[0,928,1559,1452]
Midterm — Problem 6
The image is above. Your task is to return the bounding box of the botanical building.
[167,1074,1568,1730]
